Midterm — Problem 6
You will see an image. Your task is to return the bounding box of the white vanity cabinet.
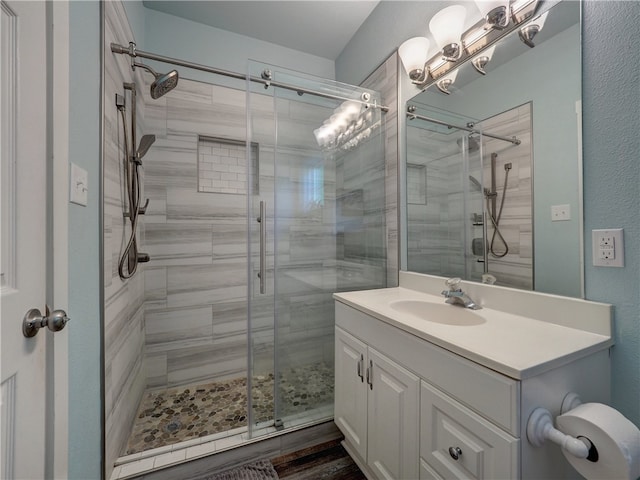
[335,327,420,480]
[333,295,612,480]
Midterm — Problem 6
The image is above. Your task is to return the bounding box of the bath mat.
[204,460,279,480]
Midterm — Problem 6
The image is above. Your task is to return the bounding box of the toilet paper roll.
[556,403,640,480]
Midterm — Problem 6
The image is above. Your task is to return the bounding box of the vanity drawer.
[336,302,520,435]
[420,381,519,480]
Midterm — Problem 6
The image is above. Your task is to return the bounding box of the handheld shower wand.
[485,154,511,258]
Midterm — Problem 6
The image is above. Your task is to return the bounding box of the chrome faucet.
[441,277,482,310]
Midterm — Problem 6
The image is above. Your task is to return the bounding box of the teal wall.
[141,7,335,88]
[581,0,640,424]
[122,0,146,48]
[68,1,102,479]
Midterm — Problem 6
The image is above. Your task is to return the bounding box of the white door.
[334,328,368,461]
[1,1,69,478]
[367,348,420,480]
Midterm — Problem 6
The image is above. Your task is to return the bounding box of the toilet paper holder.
[527,393,599,462]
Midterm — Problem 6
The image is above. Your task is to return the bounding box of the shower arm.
[110,42,390,113]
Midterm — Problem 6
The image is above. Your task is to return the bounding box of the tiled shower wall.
[142,79,251,389]
[103,1,147,472]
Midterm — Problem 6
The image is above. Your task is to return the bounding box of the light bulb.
[398,37,431,80]
[338,101,362,122]
[429,5,467,50]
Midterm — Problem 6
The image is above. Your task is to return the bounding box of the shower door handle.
[257,200,266,294]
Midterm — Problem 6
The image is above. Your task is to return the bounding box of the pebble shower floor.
[125,363,334,454]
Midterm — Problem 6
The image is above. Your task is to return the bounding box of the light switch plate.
[69,163,88,206]
[592,228,624,267]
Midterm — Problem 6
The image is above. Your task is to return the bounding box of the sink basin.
[389,300,486,326]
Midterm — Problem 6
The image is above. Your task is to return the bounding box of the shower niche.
[405,102,533,290]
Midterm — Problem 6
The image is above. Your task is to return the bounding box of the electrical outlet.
[592,229,624,267]
[551,204,571,221]
[69,163,88,206]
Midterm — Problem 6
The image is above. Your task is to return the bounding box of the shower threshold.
[112,409,334,479]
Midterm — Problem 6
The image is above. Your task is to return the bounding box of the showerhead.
[133,61,179,99]
[457,135,480,152]
[136,134,156,160]
[150,70,179,99]
[469,175,483,192]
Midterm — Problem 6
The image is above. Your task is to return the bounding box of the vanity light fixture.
[436,69,459,95]
[429,5,467,62]
[397,0,544,90]
[471,45,496,75]
[475,0,510,29]
[314,99,377,151]
[519,11,548,47]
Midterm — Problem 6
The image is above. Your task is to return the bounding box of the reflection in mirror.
[403,0,582,297]
[407,102,533,290]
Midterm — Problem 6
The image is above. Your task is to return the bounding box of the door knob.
[22,306,70,338]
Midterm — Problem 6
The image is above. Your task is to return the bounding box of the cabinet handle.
[357,354,364,382]
[448,446,462,461]
[366,360,373,390]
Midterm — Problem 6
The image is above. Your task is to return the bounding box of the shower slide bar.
[111,42,390,113]
[406,110,521,146]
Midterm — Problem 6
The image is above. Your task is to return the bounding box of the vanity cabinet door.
[335,327,368,461]
[367,348,420,480]
[421,381,519,480]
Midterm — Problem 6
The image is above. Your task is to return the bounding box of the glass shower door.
[246,62,386,438]
[406,104,484,280]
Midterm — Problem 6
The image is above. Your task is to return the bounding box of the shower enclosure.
[405,101,532,287]
[105,29,387,472]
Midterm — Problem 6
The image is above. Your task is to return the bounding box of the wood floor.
[271,439,367,479]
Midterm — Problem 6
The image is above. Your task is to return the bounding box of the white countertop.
[334,286,613,380]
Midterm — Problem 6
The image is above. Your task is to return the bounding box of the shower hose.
[117,106,142,279]
[486,165,510,258]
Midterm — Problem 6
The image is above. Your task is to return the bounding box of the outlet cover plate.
[551,204,571,221]
[592,228,624,267]
[69,162,88,206]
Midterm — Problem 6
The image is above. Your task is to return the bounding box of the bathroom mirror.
[404,0,583,298]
